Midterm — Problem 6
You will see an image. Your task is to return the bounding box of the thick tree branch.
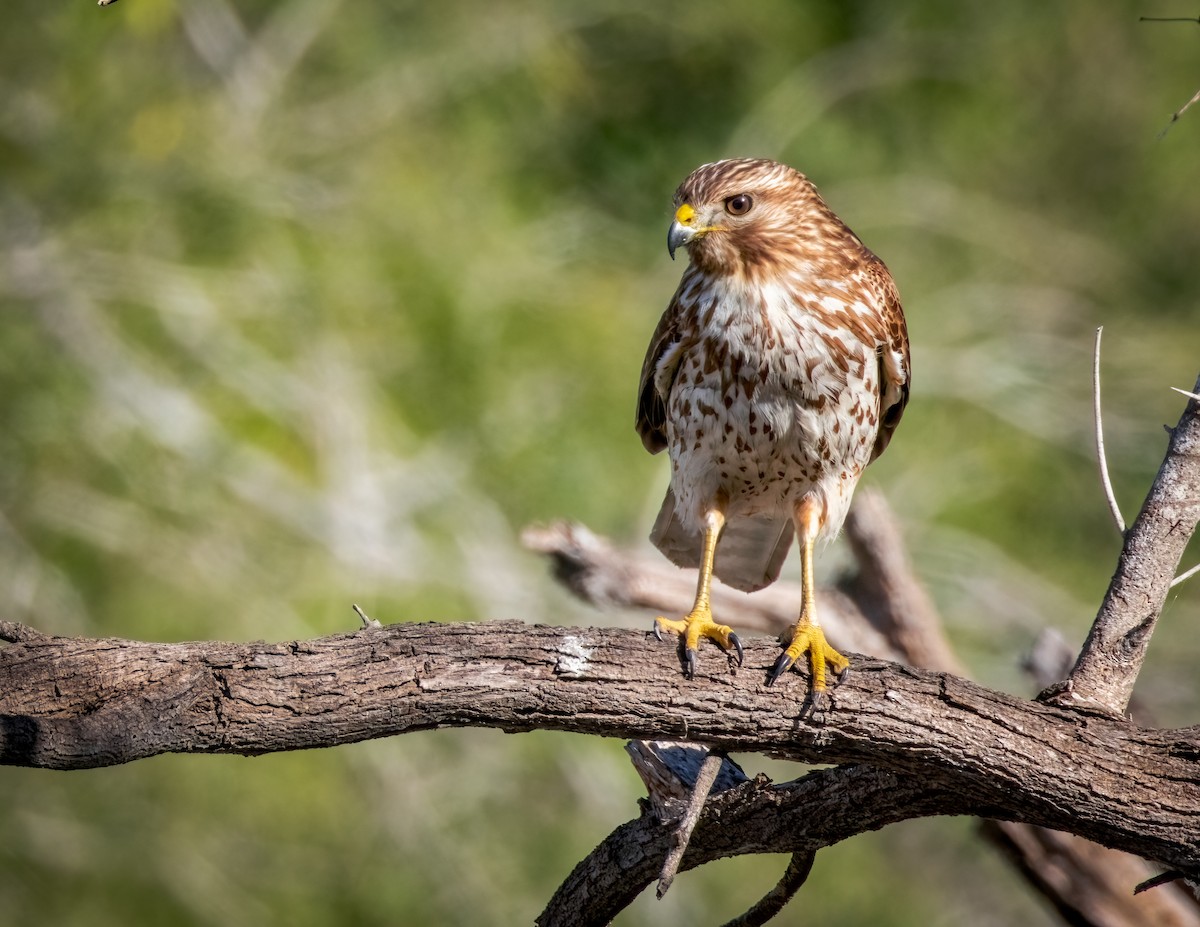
[529,488,1200,925]
[981,820,1200,927]
[538,764,965,927]
[1053,378,1200,714]
[2,618,1199,877]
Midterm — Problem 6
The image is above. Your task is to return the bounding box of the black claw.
[767,653,795,686]
[685,647,699,679]
[729,632,744,666]
[836,664,850,685]
[653,622,664,642]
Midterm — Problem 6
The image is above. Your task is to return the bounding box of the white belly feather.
[663,275,882,538]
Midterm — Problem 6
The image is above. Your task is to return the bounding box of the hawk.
[636,158,910,705]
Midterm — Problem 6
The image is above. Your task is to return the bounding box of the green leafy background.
[3,2,1198,924]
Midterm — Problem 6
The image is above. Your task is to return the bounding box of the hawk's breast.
[664,274,882,532]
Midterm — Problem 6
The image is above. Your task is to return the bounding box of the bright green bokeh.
[2,2,1198,924]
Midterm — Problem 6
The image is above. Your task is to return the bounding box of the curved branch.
[2,618,1199,875]
[538,764,968,927]
[719,850,815,927]
[1093,326,1126,534]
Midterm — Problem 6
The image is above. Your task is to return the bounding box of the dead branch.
[528,486,1200,925]
[1,617,1199,882]
[981,820,1200,927]
[521,521,890,656]
[1052,376,1200,714]
[1093,326,1127,533]
[537,764,943,927]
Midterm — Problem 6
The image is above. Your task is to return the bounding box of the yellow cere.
[674,203,696,226]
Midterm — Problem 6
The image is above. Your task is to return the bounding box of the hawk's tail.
[650,488,794,593]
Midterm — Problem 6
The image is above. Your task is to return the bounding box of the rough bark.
[4,383,1199,925]
[526,489,1200,925]
[1053,379,1200,714]
[2,618,1199,881]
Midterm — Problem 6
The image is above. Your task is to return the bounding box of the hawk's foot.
[766,620,849,707]
[654,607,743,678]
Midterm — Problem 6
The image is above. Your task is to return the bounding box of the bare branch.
[2,619,1199,879]
[521,520,889,654]
[532,495,1200,926]
[840,489,963,674]
[718,850,815,927]
[1167,399,1200,581]
[1172,561,1200,588]
[656,749,727,898]
[537,764,974,927]
[1093,326,1126,534]
[1052,376,1200,714]
[623,741,750,899]
[982,820,1200,926]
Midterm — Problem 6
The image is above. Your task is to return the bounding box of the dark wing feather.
[867,263,910,462]
[635,296,688,454]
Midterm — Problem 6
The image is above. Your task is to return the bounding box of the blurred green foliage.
[2,1,1199,924]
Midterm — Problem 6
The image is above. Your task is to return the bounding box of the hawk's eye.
[724,194,753,216]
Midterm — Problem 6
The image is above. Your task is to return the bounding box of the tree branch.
[521,521,889,656]
[537,764,961,927]
[2,618,1199,877]
[1051,377,1200,713]
[1093,326,1127,533]
[528,487,1200,925]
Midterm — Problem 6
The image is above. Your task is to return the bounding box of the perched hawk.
[636,158,910,705]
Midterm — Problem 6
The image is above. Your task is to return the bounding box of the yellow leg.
[654,507,743,677]
[767,497,850,705]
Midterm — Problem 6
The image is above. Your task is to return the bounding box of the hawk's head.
[667,158,863,278]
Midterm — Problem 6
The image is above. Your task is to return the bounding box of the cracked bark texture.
[3,386,1199,925]
[526,481,1200,925]
[1055,378,1200,714]
[2,618,1200,882]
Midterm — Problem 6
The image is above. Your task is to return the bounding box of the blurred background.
[2,1,1199,924]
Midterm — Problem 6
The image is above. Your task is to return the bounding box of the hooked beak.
[667,203,698,260]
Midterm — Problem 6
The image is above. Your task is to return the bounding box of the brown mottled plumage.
[636,158,909,702]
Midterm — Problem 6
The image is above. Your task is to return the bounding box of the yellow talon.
[655,608,743,677]
[768,619,848,700]
[766,495,850,707]
[652,506,743,677]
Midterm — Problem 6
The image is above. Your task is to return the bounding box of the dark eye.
[725,194,753,216]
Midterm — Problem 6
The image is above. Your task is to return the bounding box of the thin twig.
[1171,561,1200,589]
[656,749,726,898]
[1140,16,1200,136]
[1136,870,1190,894]
[352,604,381,629]
[719,850,816,927]
[1093,327,1126,534]
[1056,372,1200,714]
[1158,87,1200,139]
